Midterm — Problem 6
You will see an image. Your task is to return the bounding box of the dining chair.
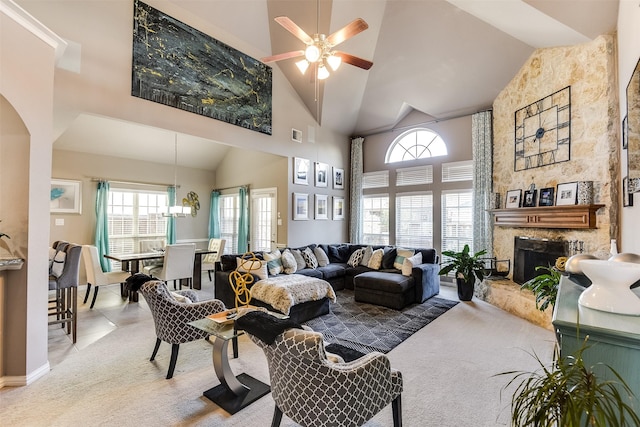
[201,238,225,282]
[146,243,196,289]
[48,243,82,343]
[82,245,131,309]
[139,239,166,270]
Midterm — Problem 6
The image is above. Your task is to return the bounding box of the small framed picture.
[315,194,329,220]
[523,189,537,207]
[538,187,555,207]
[293,193,309,220]
[315,162,328,187]
[293,157,310,185]
[333,196,345,220]
[333,167,344,190]
[624,176,634,207]
[505,189,522,208]
[556,182,578,206]
[623,116,628,149]
[50,179,82,214]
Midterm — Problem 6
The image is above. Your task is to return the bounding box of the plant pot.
[456,277,475,301]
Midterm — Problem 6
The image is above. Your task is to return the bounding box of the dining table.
[104,248,216,301]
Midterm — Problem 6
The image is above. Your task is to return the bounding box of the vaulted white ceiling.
[18,0,619,170]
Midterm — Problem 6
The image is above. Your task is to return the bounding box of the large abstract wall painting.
[132,0,272,135]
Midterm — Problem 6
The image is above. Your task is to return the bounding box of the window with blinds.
[107,189,168,269]
[396,192,433,248]
[362,195,390,245]
[363,171,389,189]
[442,160,473,182]
[396,165,433,186]
[250,188,276,252]
[441,190,474,269]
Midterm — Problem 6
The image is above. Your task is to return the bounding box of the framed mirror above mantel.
[626,58,640,191]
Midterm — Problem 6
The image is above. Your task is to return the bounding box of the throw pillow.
[263,249,283,276]
[382,247,397,269]
[236,257,269,281]
[170,291,193,304]
[291,249,307,271]
[347,248,365,267]
[368,248,384,270]
[360,246,374,266]
[314,246,330,267]
[401,252,423,276]
[280,249,297,274]
[394,247,415,270]
[48,247,66,277]
[302,247,319,269]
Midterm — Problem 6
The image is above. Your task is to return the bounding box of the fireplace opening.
[513,237,568,284]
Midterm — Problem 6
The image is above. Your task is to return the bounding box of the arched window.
[385,128,448,163]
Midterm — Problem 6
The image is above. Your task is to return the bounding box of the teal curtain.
[209,190,221,239]
[95,181,111,271]
[237,187,249,252]
[167,186,176,244]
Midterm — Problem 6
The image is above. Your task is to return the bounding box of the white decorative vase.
[578,260,640,315]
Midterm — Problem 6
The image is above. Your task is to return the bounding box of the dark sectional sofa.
[215,243,441,322]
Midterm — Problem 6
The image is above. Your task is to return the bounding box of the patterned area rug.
[304,290,458,354]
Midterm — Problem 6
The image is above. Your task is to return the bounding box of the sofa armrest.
[411,263,440,303]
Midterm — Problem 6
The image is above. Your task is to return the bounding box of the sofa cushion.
[368,248,384,270]
[415,248,438,264]
[295,268,323,279]
[314,246,330,267]
[328,244,351,263]
[394,247,415,270]
[360,246,373,266]
[354,271,415,293]
[264,249,283,276]
[347,248,365,267]
[402,252,423,276]
[317,263,347,280]
[291,249,307,271]
[382,247,397,269]
[302,247,319,269]
[236,257,269,280]
[281,249,297,274]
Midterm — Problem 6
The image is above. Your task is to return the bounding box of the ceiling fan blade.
[261,50,305,63]
[274,16,313,45]
[326,18,368,47]
[334,51,373,70]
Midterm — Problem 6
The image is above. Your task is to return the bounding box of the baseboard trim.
[0,361,50,388]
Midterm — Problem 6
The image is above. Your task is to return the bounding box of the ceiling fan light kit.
[262,14,372,81]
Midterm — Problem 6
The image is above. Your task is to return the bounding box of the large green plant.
[438,244,487,283]
[499,340,640,427]
[521,265,562,312]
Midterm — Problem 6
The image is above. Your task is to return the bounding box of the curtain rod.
[91,178,180,188]
[212,184,250,192]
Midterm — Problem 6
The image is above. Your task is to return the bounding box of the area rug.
[304,290,458,354]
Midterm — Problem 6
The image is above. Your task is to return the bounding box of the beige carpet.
[0,290,555,426]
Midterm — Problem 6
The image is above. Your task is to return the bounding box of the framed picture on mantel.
[538,187,555,207]
[505,189,521,208]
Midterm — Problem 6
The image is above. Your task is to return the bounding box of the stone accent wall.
[486,35,619,326]
[492,34,619,272]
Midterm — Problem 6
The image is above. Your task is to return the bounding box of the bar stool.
[48,243,82,343]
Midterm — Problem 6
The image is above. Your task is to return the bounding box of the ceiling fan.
[261,15,373,80]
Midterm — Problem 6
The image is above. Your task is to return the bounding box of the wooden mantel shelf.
[489,204,605,229]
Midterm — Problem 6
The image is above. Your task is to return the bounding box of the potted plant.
[499,339,640,426]
[439,244,487,301]
[520,257,565,312]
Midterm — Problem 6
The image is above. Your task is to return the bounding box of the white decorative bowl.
[578,260,640,315]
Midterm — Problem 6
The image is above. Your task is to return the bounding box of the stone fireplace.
[513,237,568,284]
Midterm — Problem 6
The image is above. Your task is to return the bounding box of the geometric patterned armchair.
[138,280,227,379]
[248,328,403,427]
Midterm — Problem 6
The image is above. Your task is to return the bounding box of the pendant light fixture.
[163,134,191,218]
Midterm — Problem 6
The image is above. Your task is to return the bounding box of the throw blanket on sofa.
[250,275,336,315]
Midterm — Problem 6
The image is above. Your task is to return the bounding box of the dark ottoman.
[354,272,415,310]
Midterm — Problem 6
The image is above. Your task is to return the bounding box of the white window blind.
[395,192,433,248]
[442,160,473,182]
[363,171,389,189]
[396,165,433,186]
[362,194,389,245]
[250,188,276,252]
[441,190,474,260]
[219,194,240,254]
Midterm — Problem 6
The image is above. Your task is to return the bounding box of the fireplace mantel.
[490,205,605,229]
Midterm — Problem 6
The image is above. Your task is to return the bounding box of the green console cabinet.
[553,276,640,413]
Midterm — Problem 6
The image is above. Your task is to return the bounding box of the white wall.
[619,1,640,253]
